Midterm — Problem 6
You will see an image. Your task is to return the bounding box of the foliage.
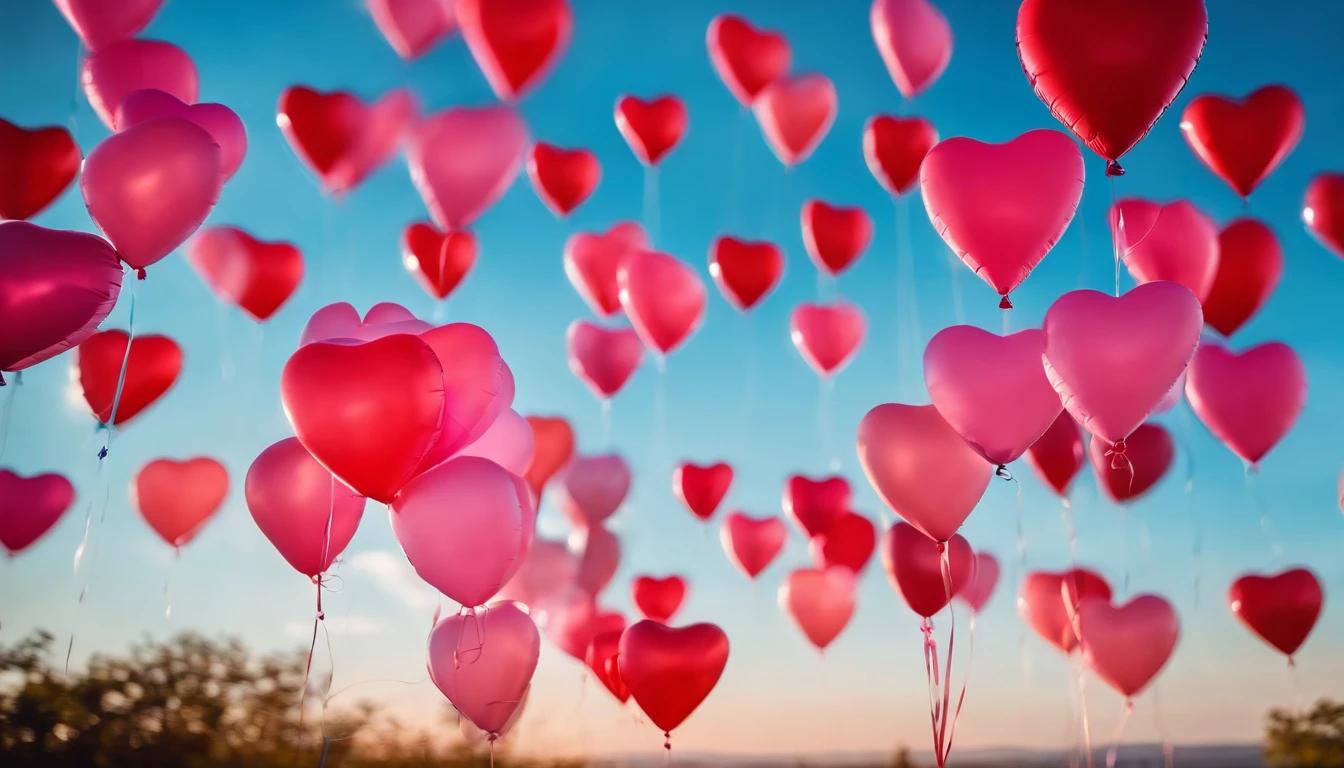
[1266,699,1344,768]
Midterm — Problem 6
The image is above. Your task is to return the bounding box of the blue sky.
[2,0,1343,759]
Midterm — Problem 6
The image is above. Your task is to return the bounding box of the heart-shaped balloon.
[673,461,733,522]
[457,0,572,102]
[753,73,837,167]
[801,200,872,276]
[782,475,851,538]
[1112,199,1219,301]
[82,117,224,273]
[1042,281,1203,446]
[808,511,876,575]
[526,142,599,217]
[870,0,952,99]
[0,222,122,377]
[369,0,456,60]
[958,551,1000,614]
[299,302,432,346]
[586,628,630,703]
[572,524,620,596]
[1024,411,1086,499]
[116,89,247,180]
[1019,568,1112,654]
[409,106,528,230]
[921,129,1084,307]
[720,511,786,580]
[497,537,577,608]
[82,39,198,130]
[523,415,574,495]
[1089,422,1173,503]
[1203,219,1282,338]
[706,14,790,106]
[790,301,866,377]
[863,115,937,196]
[924,326,1063,466]
[632,575,687,624]
[566,321,643,399]
[0,119,81,221]
[132,457,229,548]
[1304,173,1344,259]
[708,237,783,312]
[614,95,687,166]
[411,323,515,477]
[1228,568,1323,658]
[1185,341,1306,465]
[457,409,535,477]
[1181,85,1304,198]
[857,404,993,542]
[881,522,973,618]
[0,470,75,555]
[564,222,649,317]
[54,0,164,52]
[779,567,856,651]
[619,620,729,735]
[186,226,303,321]
[277,87,416,195]
[618,250,706,356]
[1075,594,1180,698]
[427,601,539,735]
[539,588,597,660]
[401,222,475,301]
[555,454,630,528]
[76,330,182,426]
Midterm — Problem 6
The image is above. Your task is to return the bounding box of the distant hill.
[600,743,1265,767]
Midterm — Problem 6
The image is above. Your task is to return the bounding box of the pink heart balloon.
[427,601,539,736]
[1043,282,1202,447]
[555,454,631,528]
[881,522,974,618]
[131,457,229,548]
[720,511,786,580]
[0,470,75,555]
[752,73,837,167]
[408,106,528,230]
[369,0,457,60]
[566,320,644,399]
[572,524,620,596]
[1112,199,1219,301]
[497,537,578,609]
[920,129,1084,308]
[871,0,953,99]
[80,117,224,273]
[300,301,433,345]
[1185,341,1306,466]
[411,322,515,477]
[1152,370,1186,416]
[958,551,1000,614]
[81,39,198,130]
[1076,594,1180,699]
[54,0,165,52]
[457,408,534,476]
[618,250,707,356]
[857,403,993,542]
[779,567,856,651]
[563,222,649,317]
[116,89,248,180]
[923,326,1063,466]
[790,301,866,377]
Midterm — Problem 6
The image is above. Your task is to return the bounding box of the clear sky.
[2,0,1343,760]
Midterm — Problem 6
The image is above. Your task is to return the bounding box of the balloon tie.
[454,605,484,668]
[135,268,146,280]
[489,734,497,768]
[995,464,1013,481]
[0,372,5,386]
[1105,699,1135,768]
[998,294,1013,310]
[1105,160,1125,177]
[101,276,139,457]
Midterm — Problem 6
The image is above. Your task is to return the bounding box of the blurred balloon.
[871,0,952,99]
[720,511,786,580]
[1089,422,1173,504]
[1185,341,1306,465]
[82,39,198,130]
[1112,199,1219,301]
[1019,568,1112,654]
[458,409,534,476]
[958,552,1000,614]
[523,415,574,496]
[411,323,515,478]
[1024,411,1086,499]
[1180,85,1303,198]
[54,0,164,52]
[619,621,729,736]
[571,524,620,597]
[863,115,937,196]
[457,0,572,102]
[780,567,855,651]
[401,223,475,301]
[299,302,431,346]
[708,237,783,312]
[555,454,630,528]
[1202,219,1282,337]
[186,227,303,321]
[526,143,599,216]
[790,301,866,377]
[753,73,837,166]
[1228,568,1323,658]
[368,0,456,60]
[540,589,622,662]
[782,475,851,538]
[1075,594,1180,699]
[408,106,528,230]
[75,330,181,427]
[0,119,80,220]
[566,321,643,399]
[618,250,706,356]
[0,470,75,556]
[615,95,687,166]
[564,222,649,317]
[808,512,876,575]
[1304,173,1344,259]
[1152,371,1186,416]
[586,628,629,702]
[277,87,416,195]
[706,14,790,106]
[632,575,687,624]
[427,601,539,736]
[116,89,247,180]
[497,537,577,609]
[801,200,872,276]
[132,457,228,548]
[673,462,733,522]
[881,522,972,618]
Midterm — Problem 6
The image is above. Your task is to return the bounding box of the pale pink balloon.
[329,89,419,196]
[245,437,367,578]
[720,511,787,580]
[391,457,535,608]
[779,567,856,651]
[856,403,993,542]
[753,73,837,166]
[1112,199,1220,301]
[1185,341,1306,465]
[1042,282,1204,446]
[408,105,528,230]
[1076,594,1180,699]
[81,38,198,130]
[920,129,1084,308]
[571,524,620,596]
[411,322,515,477]
[116,89,248,180]
[554,454,630,528]
[369,0,457,60]
[0,470,75,555]
[427,601,539,736]
[957,551,1000,614]
[566,320,644,399]
[790,301,866,377]
[923,325,1063,466]
[871,0,952,99]
[54,0,165,52]
[497,537,579,608]
[618,250,707,356]
[457,409,534,476]
[300,302,433,345]
[563,222,650,317]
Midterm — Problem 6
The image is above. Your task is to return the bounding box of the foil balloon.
[619,621,730,736]
[1024,411,1085,498]
[706,14,790,106]
[1185,341,1306,465]
[753,73,837,166]
[411,322,516,477]
[427,601,539,736]
[708,237,783,312]
[564,222,649,317]
[1018,568,1112,654]
[801,200,872,276]
[456,0,573,102]
[277,86,416,195]
[1304,173,1344,259]
[523,415,573,496]
[958,552,1000,614]
[881,522,973,618]
[1111,199,1219,301]
[870,0,952,99]
[1089,422,1174,504]
[808,512,876,575]
[1181,85,1304,198]
[538,587,598,660]
[0,470,75,555]
[81,39,198,130]
[618,250,707,356]
[572,524,620,596]
[586,628,630,702]
[782,475,851,538]
[632,575,687,624]
[863,115,938,196]
[186,227,303,321]
[401,222,475,301]
[54,0,164,52]
[1075,594,1180,699]
[131,457,229,548]
[458,408,534,477]
[1228,568,1323,658]
[496,537,577,608]
[0,119,81,221]
[75,330,182,427]
[720,511,786,580]
[299,302,431,346]
[368,0,456,60]
[116,89,247,180]
[779,567,856,651]
[565,321,643,399]
[554,454,630,528]
[526,143,599,216]
[790,301,866,377]
[1203,219,1282,338]
[673,462,733,522]
[408,105,528,230]
[614,95,688,166]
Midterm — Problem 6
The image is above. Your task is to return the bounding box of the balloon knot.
[995,465,1013,481]
[664,732,672,750]
[97,446,108,460]
[316,611,325,621]
[1105,160,1126,177]
[135,268,147,281]
[935,541,947,554]
[0,372,6,386]
[1106,438,1128,469]
[998,294,1013,310]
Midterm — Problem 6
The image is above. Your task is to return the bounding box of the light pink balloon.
[923,325,1063,466]
[408,105,528,230]
[555,454,630,528]
[457,408,534,476]
[790,301,866,377]
[1185,341,1306,466]
[779,567,856,651]
[497,537,579,608]
[1076,594,1180,699]
[427,601,539,736]
[81,38,198,130]
[54,0,165,52]
[856,403,993,542]
[391,457,535,608]
[80,117,224,272]
[618,250,708,356]
[244,437,367,578]
[329,88,419,196]
[1042,282,1203,446]
[563,222,650,318]
[571,524,620,596]
[116,89,248,180]
[0,470,75,555]
[566,320,644,399]
[753,73,838,167]
[957,551,1000,614]
[300,302,433,346]
[411,323,515,477]
[369,0,457,60]
[871,0,953,99]
[920,129,1084,308]
[720,511,787,580]
[1112,199,1220,301]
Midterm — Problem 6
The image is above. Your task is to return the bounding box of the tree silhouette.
[1266,699,1344,768]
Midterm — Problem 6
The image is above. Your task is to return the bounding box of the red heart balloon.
[132,457,229,548]
[281,336,446,503]
[881,522,973,619]
[526,142,599,217]
[1303,173,1344,260]
[1229,568,1323,658]
[632,575,688,624]
[186,226,303,321]
[614,95,688,166]
[457,0,572,102]
[277,86,415,195]
[75,330,182,427]
[1017,0,1206,173]
[779,567,855,651]
[1112,199,1219,301]
[565,320,643,400]
[1025,411,1086,499]
[782,474,851,538]
[368,0,456,60]
[585,628,630,703]
[789,301,866,377]
[563,222,649,317]
[573,524,621,597]
[801,200,872,276]
[543,590,622,661]
[808,511,876,575]
[1181,85,1304,198]
[958,551,1000,614]
[0,470,75,555]
[1185,341,1306,466]
[54,0,164,53]
[706,15,790,106]
[1075,594,1180,698]
[0,119,81,221]
[1089,422,1173,504]
[863,115,937,196]
[1018,568,1112,654]
[618,250,707,356]
[719,511,786,580]
[673,461,733,522]
[400,222,475,301]
[1202,219,1282,338]
[753,73,837,167]
[708,236,783,312]
[523,415,574,496]
[619,620,729,735]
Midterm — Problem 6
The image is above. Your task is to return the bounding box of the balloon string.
[653,355,667,480]
[100,276,139,458]
[1243,463,1281,565]
[68,38,82,133]
[317,737,333,768]
[1075,214,1090,289]
[1120,510,1131,598]
[896,196,928,394]
[453,605,485,668]
[817,375,836,470]
[1105,699,1135,768]
[600,399,613,449]
[164,548,180,619]
[1175,408,1201,608]
[67,435,114,679]
[1151,682,1175,768]
[1062,498,1078,567]
[663,731,672,764]
[1108,175,1126,298]
[727,109,748,233]
[920,616,940,759]
[1288,656,1305,716]
[643,166,661,246]
[736,312,757,461]
[0,371,21,461]
[1077,653,1095,768]
[490,735,497,768]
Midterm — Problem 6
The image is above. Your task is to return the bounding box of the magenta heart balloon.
[330,88,419,196]
[81,38,198,130]
[1112,199,1219,301]
[871,0,953,99]
[427,601,539,736]
[0,469,76,555]
[1042,281,1203,446]
[1076,594,1180,699]
[411,323,515,477]
[566,320,644,399]
[923,325,1063,466]
[300,302,433,345]
[778,567,856,651]
[0,222,123,377]
[497,537,579,608]
[753,73,838,167]
[116,89,248,180]
[408,105,528,230]
[920,129,1084,308]
[457,409,534,476]
[572,524,621,596]
[81,117,224,273]
[1185,341,1306,466]
[555,454,631,528]
[790,301,866,377]
[618,250,707,356]
[54,0,165,52]
[857,403,993,542]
